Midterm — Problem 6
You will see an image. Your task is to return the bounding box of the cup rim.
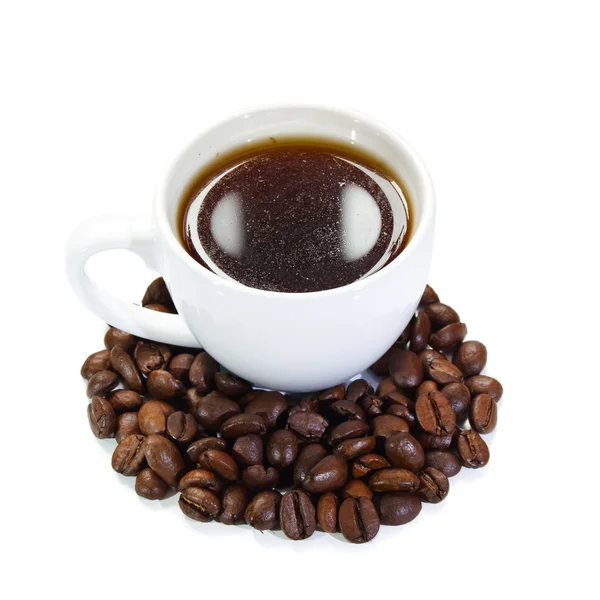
[155,103,435,298]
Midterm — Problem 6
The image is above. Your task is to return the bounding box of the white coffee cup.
[66,105,435,392]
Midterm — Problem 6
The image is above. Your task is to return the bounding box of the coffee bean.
[376,377,399,398]
[220,484,249,525]
[280,490,316,540]
[370,348,394,376]
[167,353,194,382]
[178,468,223,493]
[424,357,464,385]
[87,395,116,438]
[453,341,487,376]
[419,467,449,503]
[424,302,460,329]
[183,387,204,415]
[115,412,140,443]
[86,370,119,398]
[466,375,503,402]
[245,490,281,531]
[469,393,497,434]
[420,284,439,305]
[317,492,338,533]
[416,380,438,396]
[329,399,366,421]
[293,444,328,486]
[220,413,267,438]
[194,391,240,430]
[333,437,376,460]
[416,391,457,436]
[410,311,431,352]
[389,349,424,389]
[109,389,142,413]
[287,412,328,442]
[215,372,251,397]
[360,395,385,417]
[145,303,172,313]
[238,389,262,408]
[179,487,220,522]
[135,468,168,500]
[110,346,143,392]
[81,349,112,380]
[341,479,373,499]
[430,322,467,352]
[188,352,219,392]
[232,434,263,466]
[303,454,348,493]
[417,431,454,450]
[186,437,227,463]
[328,420,370,445]
[376,492,422,526]
[371,414,409,440]
[339,497,379,543]
[242,465,279,490]
[457,429,490,468]
[345,379,372,403]
[369,468,420,493]
[384,390,414,408]
[385,433,425,472]
[146,370,184,400]
[267,429,299,468]
[143,434,185,485]
[245,391,288,428]
[167,411,198,444]
[351,454,390,478]
[198,449,238,481]
[425,451,461,477]
[142,277,176,312]
[112,434,146,476]
[318,383,346,403]
[138,400,175,436]
[441,382,471,420]
[288,396,319,416]
[386,404,416,425]
[134,341,171,375]
[104,327,138,352]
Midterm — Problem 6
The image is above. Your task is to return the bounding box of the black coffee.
[179,139,410,292]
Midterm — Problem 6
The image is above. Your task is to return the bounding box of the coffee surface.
[181,141,409,292]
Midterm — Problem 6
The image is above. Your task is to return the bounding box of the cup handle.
[65,214,200,347]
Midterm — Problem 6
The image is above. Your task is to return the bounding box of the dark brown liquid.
[179,139,410,293]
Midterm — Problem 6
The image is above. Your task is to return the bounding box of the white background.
[1,1,599,598]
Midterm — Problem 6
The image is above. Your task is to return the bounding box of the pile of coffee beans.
[82,279,501,543]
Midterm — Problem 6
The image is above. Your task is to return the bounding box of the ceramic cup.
[66,105,435,392]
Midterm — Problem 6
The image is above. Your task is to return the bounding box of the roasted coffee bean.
[220,484,249,525]
[342,479,373,499]
[317,492,338,533]
[368,468,420,493]
[466,376,503,403]
[376,492,422,526]
[469,393,498,434]
[360,395,385,417]
[194,391,240,430]
[370,348,394,376]
[215,372,251,397]
[81,349,112,380]
[394,322,412,347]
[142,277,176,312]
[188,352,219,392]
[345,379,371,403]
[376,377,399,398]
[134,341,171,375]
[420,284,439,305]
[453,341,487,376]
[238,389,262,408]
[178,468,223,493]
[167,353,194,382]
[371,414,409,440]
[104,327,138,352]
[416,391,457,436]
[351,454,390,478]
[145,303,172,313]
[424,451,462,478]
[318,383,346,403]
[280,490,316,540]
[242,465,280,490]
[109,389,142,413]
[245,490,281,531]
[143,434,185,485]
[167,411,198,444]
[339,497,379,544]
[328,420,370,445]
[410,311,431,352]
[457,429,490,468]
[430,322,467,352]
[115,412,140,443]
[86,370,119,398]
[424,302,460,329]
[179,487,220,522]
[442,382,471,421]
[267,429,299,468]
[424,357,464,385]
[417,431,454,450]
[183,387,204,414]
[287,412,328,442]
[186,437,227,463]
[416,380,438,396]
[232,434,263,466]
[110,346,143,392]
[245,391,288,428]
[386,404,416,425]
[419,467,449,503]
[389,349,424,389]
[333,437,376,460]
[385,433,425,472]
[87,395,116,438]
[112,434,146,476]
[303,454,348,493]
[197,449,238,481]
[135,468,168,500]
[384,390,414,408]
[220,413,267,438]
[293,444,328,486]
[138,400,175,436]
[288,396,319,416]
[146,370,184,400]
[329,399,366,421]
